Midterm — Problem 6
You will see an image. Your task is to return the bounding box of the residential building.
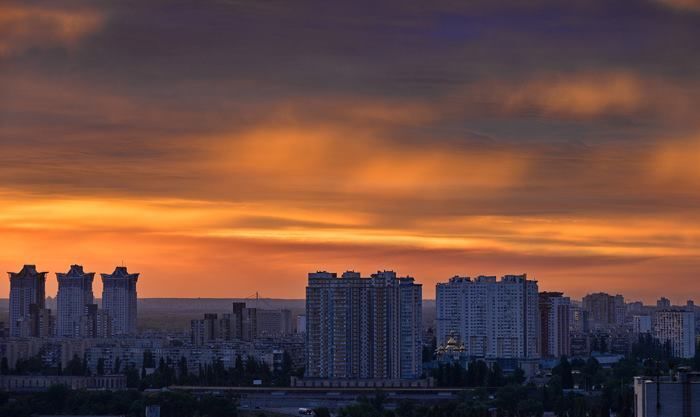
[8,265,47,337]
[657,297,671,309]
[56,265,95,338]
[436,274,540,361]
[305,270,423,381]
[633,315,653,335]
[539,292,571,358]
[582,292,625,331]
[634,369,700,417]
[191,313,220,346]
[654,309,696,359]
[80,304,112,338]
[101,266,139,335]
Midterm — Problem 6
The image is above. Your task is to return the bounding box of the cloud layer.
[1,0,699,302]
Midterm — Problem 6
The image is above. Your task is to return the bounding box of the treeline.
[138,351,301,388]
[0,385,237,417]
[431,361,525,387]
[2,349,303,389]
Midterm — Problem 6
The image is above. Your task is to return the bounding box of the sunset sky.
[1,0,700,301]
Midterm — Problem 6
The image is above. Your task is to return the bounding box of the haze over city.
[2,0,700,302]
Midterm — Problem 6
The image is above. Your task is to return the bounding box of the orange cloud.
[465,71,693,121]
[0,4,102,57]
[655,0,700,12]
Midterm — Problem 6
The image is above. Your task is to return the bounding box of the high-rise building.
[582,293,625,331]
[539,292,571,358]
[101,266,139,335]
[56,265,95,338]
[8,265,47,337]
[632,315,652,335]
[296,314,307,334]
[653,309,696,359]
[634,369,700,417]
[191,313,220,346]
[436,275,540,361]
[569,304,589,334]
[305,270,422,380]
[80,304,112,338]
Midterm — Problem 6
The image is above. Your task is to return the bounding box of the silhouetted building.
[56,265,95,338]
[539,292,571,358]
[8,265,47,337]
[101,266,139,335]
[582,292,625,331]
[80,304,112,338]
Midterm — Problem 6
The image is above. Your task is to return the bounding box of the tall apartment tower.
[539,292,571,358]
[8,265,47,337]
[56,265,95,338]
[305,270,422,381]
[101,266,139,335]
[436,274,540,360]
[653,309,696,359]
[582,292,625,331]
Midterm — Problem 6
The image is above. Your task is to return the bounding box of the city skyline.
[2,1,700,301]
[2,261,700,304]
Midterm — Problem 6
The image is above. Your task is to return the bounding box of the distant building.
[29,304,54,338]
[101,266,139,335]
[56,265,95,338]
[657,297,672,309]
[634,369,700,417]
[80,304,112,338]
[582,292,625,331]
[305,270,423,380]
[255,308,292,337]
[191,313,220,346]
[436,274,540,361]
[296,314,306,334]
[569,304,589,334]
[8,265,48,337]
[539,292,571,358]
[633,315,653,335]
[654,309,696,359]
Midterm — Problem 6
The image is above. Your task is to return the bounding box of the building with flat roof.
[634,369,700,417]
[654,309,696,359]
[436,274,540,361]
[305,270,422,381]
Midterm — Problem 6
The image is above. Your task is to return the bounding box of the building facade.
[305,270,423,381]
[436,274,540,360]
[539,292,571,358]
[654,309,696,359]
[8,265,48,337]
[101,266,139,335]
[582,292,625,331]
[56,265,95,338]
[634,370,700,417]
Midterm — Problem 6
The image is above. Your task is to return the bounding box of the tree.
[0,357,9,375]
[558,356,574,389]
[113,356,122,374]
[487,363,504,387]
[97,358,105,376]
[65,354,84,376]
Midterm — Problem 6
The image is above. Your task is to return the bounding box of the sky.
[1,0,700,301]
